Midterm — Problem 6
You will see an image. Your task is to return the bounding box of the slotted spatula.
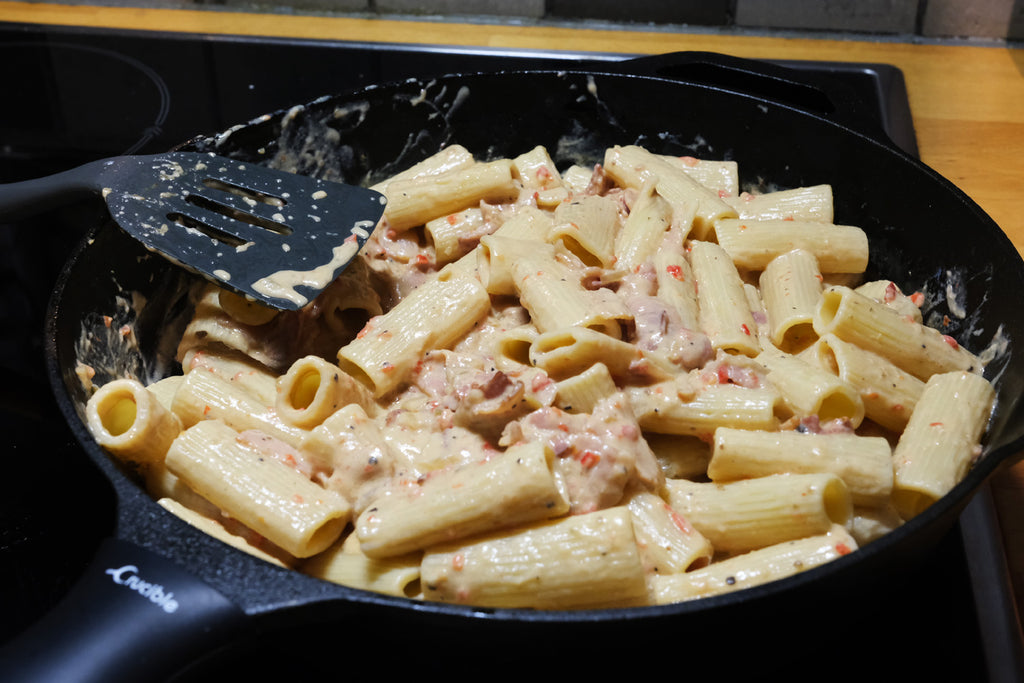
[0,151,387,310]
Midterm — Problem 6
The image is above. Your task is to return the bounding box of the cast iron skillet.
[2,52,1022,681]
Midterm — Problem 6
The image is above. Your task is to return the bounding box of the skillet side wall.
[49,69,1024,632]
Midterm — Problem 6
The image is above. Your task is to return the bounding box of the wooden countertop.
[2,0,1023,633]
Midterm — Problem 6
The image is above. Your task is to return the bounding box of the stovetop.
[0,21,1019,681]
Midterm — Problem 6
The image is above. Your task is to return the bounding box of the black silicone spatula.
[0,151,387,310]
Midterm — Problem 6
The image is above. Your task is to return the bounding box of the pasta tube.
[660,155,739,198]
[708,427,894,507]
[276,355,374,429]
[302,533,422,599]
[804,333,924,432]
[664,473,853,554]
[649,525,856,603]
[759,248,824,353]
[511,251,631,337]
[356,441,570,558]
[171,368,306,448]
[603,145,737,239]
[424,207,486,265]
[369,144,475,195]
[165,420,350,558]
[755,345,865,426]
[180,347,278,406]
[548,194,620,267]
[530,326,644,381]
[553,362,620,414]
[478,234,556,296]
[158,497,291,568]
[382,159,518,232]
[723,184,834,223]
[614,182,675,272]
[813,285,983,380]
[653,246,701,332]
[85,378,182,466]
[627,491,713,575]
[420,506,648,609]
[628,383,781,438]
[714,219,869,273]
[690,239,761,357]
[892,371,995,518]
[337,267,491,396]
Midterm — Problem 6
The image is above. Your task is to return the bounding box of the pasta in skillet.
[83,142,995,608]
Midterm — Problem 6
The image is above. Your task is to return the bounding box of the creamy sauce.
[251,236,363,307]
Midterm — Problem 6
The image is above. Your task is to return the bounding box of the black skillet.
[2,51,1023,681]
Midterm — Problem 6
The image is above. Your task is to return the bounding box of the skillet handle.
[616,51,901,150]
[0,537,247,683]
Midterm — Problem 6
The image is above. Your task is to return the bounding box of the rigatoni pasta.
[81,141,997,610]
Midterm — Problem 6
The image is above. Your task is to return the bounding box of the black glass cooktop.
[0,21,1020,682]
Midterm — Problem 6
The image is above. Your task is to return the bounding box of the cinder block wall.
[47,0,1024,41]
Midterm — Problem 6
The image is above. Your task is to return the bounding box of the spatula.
[0,151,387,311]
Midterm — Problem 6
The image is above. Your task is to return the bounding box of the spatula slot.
[166,210,250,248]
[202,178,287,208]
[184,192,294,237]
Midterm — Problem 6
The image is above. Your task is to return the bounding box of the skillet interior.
[47,65,1024,644]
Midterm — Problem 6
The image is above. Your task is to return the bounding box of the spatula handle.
[0,537,247,683]
[0,158,113,221]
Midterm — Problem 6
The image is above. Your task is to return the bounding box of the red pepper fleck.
[579,451,601,469]
[835,542,852,556]
[942,335,959,350]
[741,323,752,335]
[666,264,685,281]
[668,508,692,534]
[447,214,458,225]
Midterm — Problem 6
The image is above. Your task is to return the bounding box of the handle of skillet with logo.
[0,538,247,683]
